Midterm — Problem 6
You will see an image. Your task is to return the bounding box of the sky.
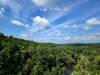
[0,0,100,44]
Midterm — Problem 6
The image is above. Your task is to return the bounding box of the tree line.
[0,32,100,75]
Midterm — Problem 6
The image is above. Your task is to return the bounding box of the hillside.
[0,33,100,75]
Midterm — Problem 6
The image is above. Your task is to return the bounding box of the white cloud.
[86,17,100,25]
[32,0,69,23]
[32,0,49,7]
[20,16,52,39]
[80,35,99,41]
[39,17,100,34]
[83,26,91,30]
[0,8,5,12]
[0,11,4,18]
[63,18,100,30]
[0,0,22,18]
[32,16,51,30]
[63,24,80,29]
[83,17,100,30]
[11,19,29,28]
[31,0,57,8]
[41,0,87,23]
[40,22,71,34]
[31,33,100,44]
[0,8,5,18]
[63,36,71,40]
[48,7,69,22]
[56,32,61,36]
[33,16,49,25]
[21,34,28,37]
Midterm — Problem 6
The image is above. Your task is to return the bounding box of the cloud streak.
[11,19,29,28]
[32,0,59,8]
[0,0,22,18]
[0,8,5,18]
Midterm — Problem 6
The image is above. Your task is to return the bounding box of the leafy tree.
[0,32,100,75]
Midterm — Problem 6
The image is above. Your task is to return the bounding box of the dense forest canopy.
[0,32,100,75]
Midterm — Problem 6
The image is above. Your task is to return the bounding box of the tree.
[0,33,5,37]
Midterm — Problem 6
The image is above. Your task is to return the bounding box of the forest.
[0,32,100,75]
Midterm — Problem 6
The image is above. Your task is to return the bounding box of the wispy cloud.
[40,22,71,34]
[11,19,29,28]
[31,0,59,8]
[31,0,69,22]
[0,0,22,18]
[0,8,5,18]
[46,0,88,23]
[47,7,69,22]
[62,17,100,30]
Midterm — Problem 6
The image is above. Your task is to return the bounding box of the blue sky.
[0,0,100,44]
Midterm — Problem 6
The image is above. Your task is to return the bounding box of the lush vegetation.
[0,33,100,75]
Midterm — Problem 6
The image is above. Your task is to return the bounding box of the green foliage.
[0,33,100,75]
[0,33,5,37]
